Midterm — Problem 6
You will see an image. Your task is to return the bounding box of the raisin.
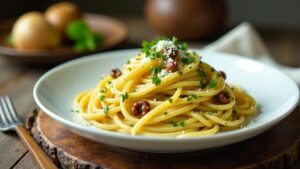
[132,100,151,116]
[111,68,122,78]
[215,91,230,104]
[165,60,179,73]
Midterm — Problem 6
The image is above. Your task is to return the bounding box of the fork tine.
[4,96,20,123]
[0,97,9,125]
[0,97,15,124]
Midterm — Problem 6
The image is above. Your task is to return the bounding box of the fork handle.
[15,125,57,169]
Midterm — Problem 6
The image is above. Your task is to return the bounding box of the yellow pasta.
[74,37,257,138]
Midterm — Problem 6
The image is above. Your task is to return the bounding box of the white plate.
[33,49,299,153]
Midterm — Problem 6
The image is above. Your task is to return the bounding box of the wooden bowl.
[144,0,227,40]
[0,13,128,65]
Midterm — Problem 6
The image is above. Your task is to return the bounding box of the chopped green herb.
[192,51,197,55]
[100,87,107,93]
[151,66,162,75]
[128,67,132,71]
[178,71,183,76]
[164,112,168,115]
[178,120,185,127]
[198,70,207,78]
[70,109,74,112]
[142,36,167,53]
[179,42,188,51]
[151,76,161,86]
[211,67,216,72]
[181,57,194,64]
[121,92,128,102]
[104,106,109,116]
[207,79,217,89]
[187,94,197,101]
[168,98,173,103]
[141,37,189,60]
[208,112,212,115]
[108,80,112,84]
[99,95,105,101]
[127,60,131,64]
[172,36,178,45]
[130,124,134,127]
[169,120,178,127]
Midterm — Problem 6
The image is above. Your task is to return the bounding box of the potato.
[12,12,61,51]
[45,1,81,36]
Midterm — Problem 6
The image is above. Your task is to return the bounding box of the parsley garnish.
[178,71,183,76]
[187,94,197,101]
[104,106,109,116]
[121,92,128,102]
[172,36,178,45]
[100,87,107,93]
[151,76,161,86]
[127,60,131,64]
[198,70,207,78]
[164,112,168,115]
[141,37,168,60]
[211,67,216,72]
[179,42,188,51]
[179,121,185,127]
[169,120,178,127]
[207,79,217,89]
[181,57,194,64]
[151,66,162,75]
[99,95,105,101]
[141,37,189,60]
[168,98,173,103]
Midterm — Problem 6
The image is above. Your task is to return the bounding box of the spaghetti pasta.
[74,37,257,138]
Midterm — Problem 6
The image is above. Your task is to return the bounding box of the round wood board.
[27,108,300,169]
[0,13,128,65]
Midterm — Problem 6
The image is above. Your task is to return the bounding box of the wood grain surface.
[27,110,300,169]
[0,17,300,169]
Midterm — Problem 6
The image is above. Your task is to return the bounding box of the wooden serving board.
[26,108,300,169]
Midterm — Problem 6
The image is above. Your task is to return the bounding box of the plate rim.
[33,49,300,142]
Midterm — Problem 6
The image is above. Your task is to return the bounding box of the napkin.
[203,22,300,85]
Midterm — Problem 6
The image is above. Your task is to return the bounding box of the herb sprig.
[207,79,217,89]
[151,76,161,86]
[121,92,128,102]
[66,20,104,52]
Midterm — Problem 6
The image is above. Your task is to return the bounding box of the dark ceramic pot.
[144,0,227,40]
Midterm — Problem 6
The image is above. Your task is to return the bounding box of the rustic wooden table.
[0,17,299,169]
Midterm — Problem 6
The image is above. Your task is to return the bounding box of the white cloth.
[203,22,300,85]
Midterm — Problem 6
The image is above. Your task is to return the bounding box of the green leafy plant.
[66,20,104,52]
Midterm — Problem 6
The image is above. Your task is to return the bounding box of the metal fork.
[0,96,57,169]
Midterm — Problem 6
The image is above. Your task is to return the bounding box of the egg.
[45,1,81,36]
[12,12,61,51]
